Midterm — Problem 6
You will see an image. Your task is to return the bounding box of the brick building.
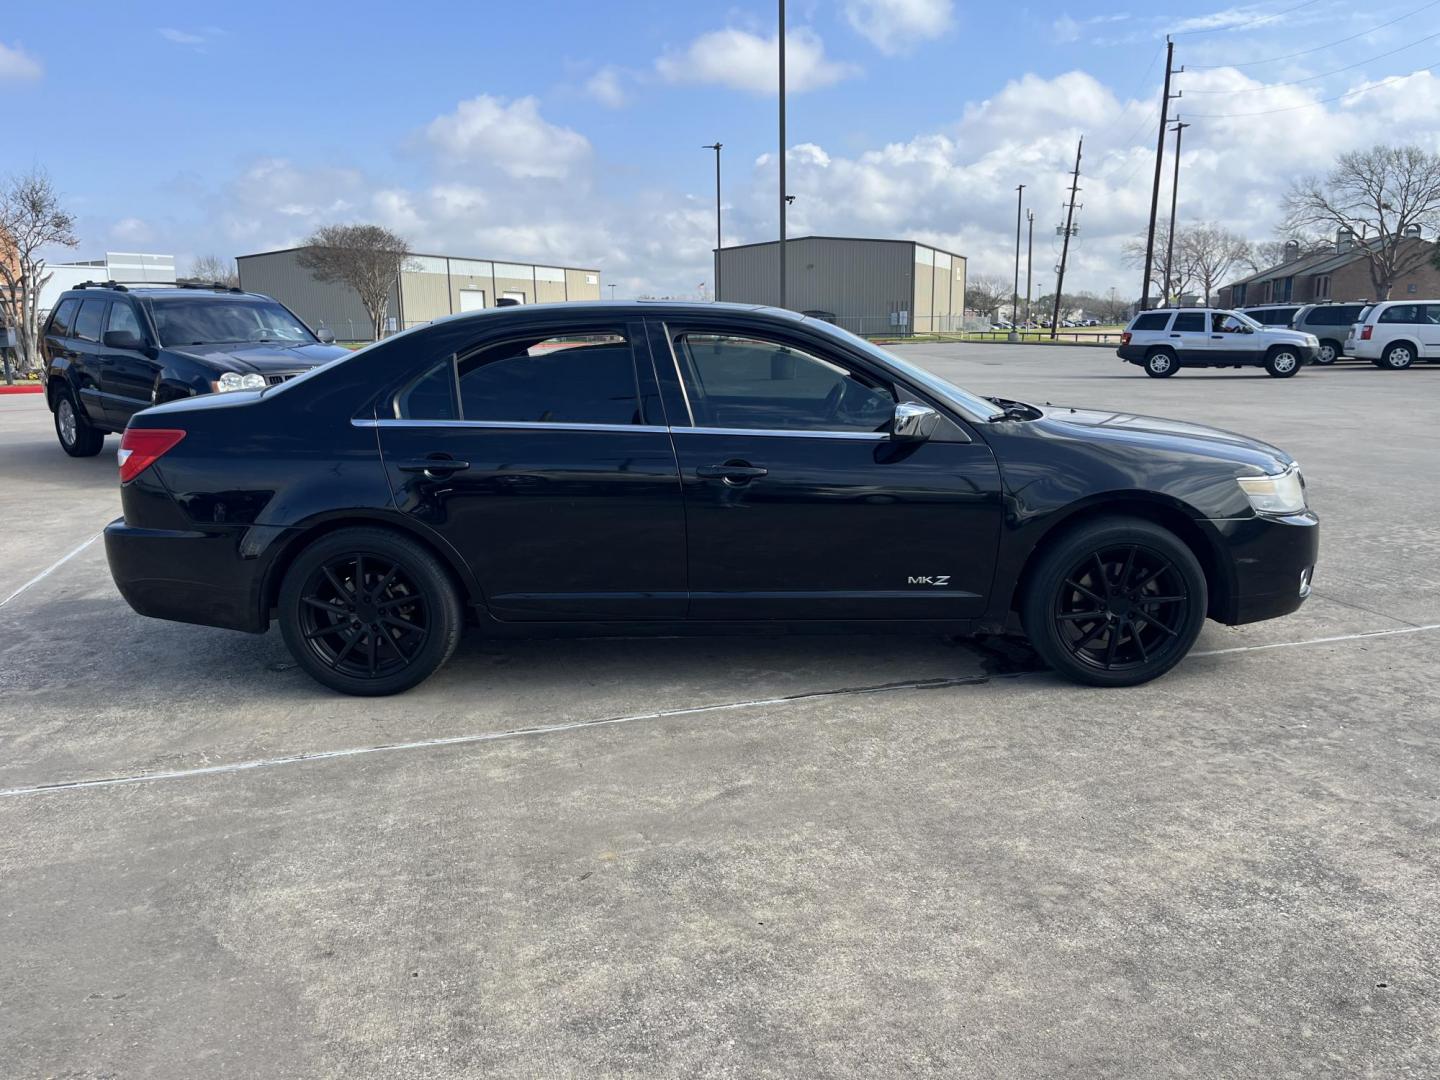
[1219,229,1440,308]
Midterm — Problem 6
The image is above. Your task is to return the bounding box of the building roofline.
[235,245,600,275]
[714,234,967,261]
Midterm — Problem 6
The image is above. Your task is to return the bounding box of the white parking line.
[2,618,1438,799]
[0,533,101,609]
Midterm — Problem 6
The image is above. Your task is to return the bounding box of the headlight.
[1237,466,1306,515]
[214,372,267,392]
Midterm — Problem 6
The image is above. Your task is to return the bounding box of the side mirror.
[103,329,144,351]
[891,401,939,442]
[315,327,336,344]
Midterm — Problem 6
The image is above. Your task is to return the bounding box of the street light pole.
[704,142,723,301]
[1025,209,1034,327]
[1010,184,1025,341]
[778,0,787,309]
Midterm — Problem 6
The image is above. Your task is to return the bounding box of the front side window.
[1212,313,1248,333]
[149,299,315,346]
[73,299,107,343]
[105,302,143,339]
[673,333,893,433]
[48,297,80,337]
[1173,312,1205,332]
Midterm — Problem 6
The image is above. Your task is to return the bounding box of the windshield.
[813,321,1006,422]
[149,298,316,347]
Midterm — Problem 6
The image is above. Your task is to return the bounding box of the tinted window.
[48,298,80,337]
[1304,305,1363,327]
[1132,313,1169,331]
[104,302,143,339]
[674,334,893,432]
[73,299,107,343]
[1173,312,1205,332]
[457,332,639,425]
[394,360,459,420]
[1379,304,1424,324]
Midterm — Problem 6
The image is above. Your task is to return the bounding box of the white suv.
[1344,300,1440,370]
[1119,308,1319,378]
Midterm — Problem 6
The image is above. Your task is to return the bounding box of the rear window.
[73,299,107,343]
[48,297,80,337]
[1131,312,1169,331]
[1356,306,1373,323]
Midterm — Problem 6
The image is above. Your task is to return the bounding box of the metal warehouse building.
[237,248,603,341]
[714,236,966,335]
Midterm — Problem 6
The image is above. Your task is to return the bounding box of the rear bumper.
[104,518,267,633]
[1211,510,1319,625]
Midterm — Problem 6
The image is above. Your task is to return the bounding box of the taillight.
[1121,331,1132,345]
[118,428,186,483]
[1360,325,1373,340]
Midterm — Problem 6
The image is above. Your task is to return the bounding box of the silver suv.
[1119,308,1318,378]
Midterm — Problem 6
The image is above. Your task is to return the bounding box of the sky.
[4,0,1440,300]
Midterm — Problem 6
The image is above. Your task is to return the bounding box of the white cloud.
[656,28,858,94]
[0,40,42,81]
[424,95,591,180]
[158,27,222,48]
[844,0,954,55]
[585,66,628,108]
[111,217,153,243]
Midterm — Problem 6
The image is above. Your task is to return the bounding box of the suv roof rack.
[75,280,128,291]
[73,280,245,294]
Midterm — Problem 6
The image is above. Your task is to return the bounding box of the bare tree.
[1123,224,1195,304]
[1182,224,1251,305]
[184,254,239,289]
[965,273,1008,320]
[0,169,78,384]
[1284,145,1440,300]
[296,224,412,339]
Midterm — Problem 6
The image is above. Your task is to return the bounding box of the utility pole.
[1140,38,1182,310]
[1051,136,1084,341]
[1010,184,1025,341]
[1163,118,1190,305]
[778,0,788,309]
[704,142,723,300]
[1025,209,1035,327]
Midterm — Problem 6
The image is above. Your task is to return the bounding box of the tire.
[1381,342,1415,370]
[1144,349,1177,378]
[1265,348,1302,378]
[1020,517,1208,688]
[278,527,463,696]
[1313,340,1340,365]
[54,389,105,457]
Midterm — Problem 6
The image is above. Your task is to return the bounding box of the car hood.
[1255,326,1315,344]
[169,342,350,373]
[1033,405,1294,474]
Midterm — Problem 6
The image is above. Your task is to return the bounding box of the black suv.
[42,281,348,456]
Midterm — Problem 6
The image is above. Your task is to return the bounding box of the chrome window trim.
[353,418,668,434]
[679,425,889,441]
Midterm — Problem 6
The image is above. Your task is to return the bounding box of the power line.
[1170,0,1324,37]
[1186,62,1439,117]
[1186,0,1440,66]
[1186,27,1440,91]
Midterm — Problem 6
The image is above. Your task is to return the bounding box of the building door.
[458,289,486,312]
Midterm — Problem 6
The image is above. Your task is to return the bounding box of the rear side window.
[1378,304,1425,324]
[73,299,108,343]
[1173,312,1205,332]
[1304,306,1363,327]
[1131,313,1169,331]
[48,298,80,337]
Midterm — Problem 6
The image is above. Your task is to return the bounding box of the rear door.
[1168,310,1210,364]
[373,317,687,621]
[69,298,111,422]
[649,318,1003,621]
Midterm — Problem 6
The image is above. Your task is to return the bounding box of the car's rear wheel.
[278,527,463,696]
[1381,343,1415,370]
[1144,349,1177,378]
[1265,348,1302,377]
[1314,340,1340,365]
[55,390,105,457]
[1021,517,1208,688]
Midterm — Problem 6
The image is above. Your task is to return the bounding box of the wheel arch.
[1384,338,1420,361]
[1008,494,1235,622]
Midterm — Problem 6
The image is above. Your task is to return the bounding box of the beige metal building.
[714,236,966,336]
[237,248,602,341]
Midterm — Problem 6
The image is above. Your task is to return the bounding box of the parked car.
[104,302,1318,695]
[41,281,348,457]
[1239,304,1303,328]
[1343,300,1440,370]
[1291,302,1368,364]
[1118,308,1318,377]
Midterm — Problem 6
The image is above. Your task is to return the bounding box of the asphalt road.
[2,348,1438,1078]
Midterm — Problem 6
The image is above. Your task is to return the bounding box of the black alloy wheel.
[279,527,462,695]
[1022,517,1207,687]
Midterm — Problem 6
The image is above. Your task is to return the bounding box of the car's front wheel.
[1381,342,1415,370]
[54,390,105,457]
[1144,349,1177,378]
[278,527,463,695]
[1265,348,1302,377]
[1021,517,1208,688]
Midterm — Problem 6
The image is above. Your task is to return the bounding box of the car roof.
[425,299,802,329]
[60,283,271,302]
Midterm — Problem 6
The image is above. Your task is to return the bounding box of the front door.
[1208,311,1261,364]
[375,318,687,621]
[649,320,1004,621]
[97,300,160,425]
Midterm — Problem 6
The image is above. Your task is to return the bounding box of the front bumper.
[104,518,268,633]
[1210,510,1319,625]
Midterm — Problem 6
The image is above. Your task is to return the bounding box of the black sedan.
[104,303,1318,695]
